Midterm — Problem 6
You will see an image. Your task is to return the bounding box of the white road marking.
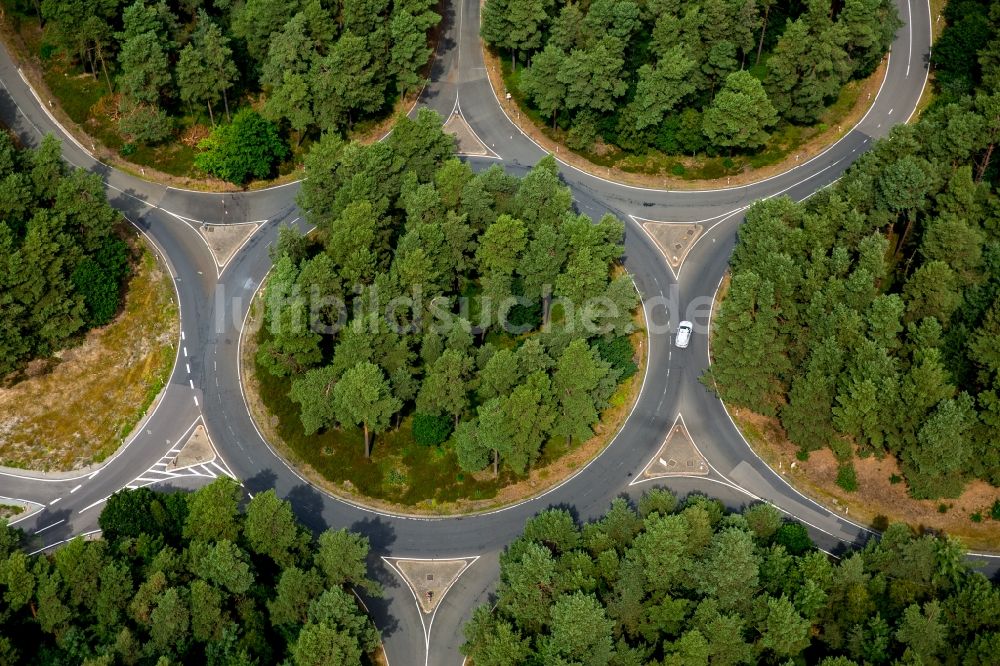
[193,396,199,407]
[189,379,195,389]
[186,363,191,373]
[888,108,894,115]
[181,331,185,341]
[69,484,82,493]
[78,496,110,514]
[34,519,65,535]
[183,347,188,356]
[906,0,913,76]
[48,497,62,506]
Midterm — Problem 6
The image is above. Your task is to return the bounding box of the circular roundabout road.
[2,1,994,663]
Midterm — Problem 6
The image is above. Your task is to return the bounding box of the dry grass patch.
[0,503,25,520]
[911,0,948,121]
[0,242,177,471]
[732,408,1000,552]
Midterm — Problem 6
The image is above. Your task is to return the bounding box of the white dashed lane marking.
[34,519,64,535]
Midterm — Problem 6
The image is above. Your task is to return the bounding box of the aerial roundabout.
[4,0,995,663]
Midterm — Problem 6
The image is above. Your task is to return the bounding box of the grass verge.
[0,503,24,520]
[241,286,648,516]
[911,0,948,122]
[0,237,178,471]
[710,275,1000,552]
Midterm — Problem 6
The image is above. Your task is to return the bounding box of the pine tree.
[552,339,614,445]
[702,71,778,150]
[781,337,844,452]
[332,362,401,458]
[704,272,789,416]
[416,349,473,426]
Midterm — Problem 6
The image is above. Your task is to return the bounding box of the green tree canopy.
[0,484,381,663]
[195,109,288,184]
[463,495,999,664]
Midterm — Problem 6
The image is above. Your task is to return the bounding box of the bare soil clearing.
[734,409,1000,552]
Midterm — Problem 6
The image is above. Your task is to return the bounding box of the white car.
[675,321,692,349]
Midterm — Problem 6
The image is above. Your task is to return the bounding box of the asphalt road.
[2,1,995,664]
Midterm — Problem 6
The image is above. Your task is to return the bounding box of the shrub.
[99,487,187,544]
[72,259,120,327]
[991,499,1000,521]
[195,109,287,184]
[775,522,813,555]
[970,512,982,523]
[118,102,173,146]
[412,412,452,446]
[596,336,638,381]
[507,301,543,330]
[836,462,858,492]
[567,113,598,151]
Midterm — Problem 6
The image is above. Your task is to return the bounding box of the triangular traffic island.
[634,415,709,482]
[639,221,703,276]
[384,557,478,614]
[443,112,495,158]
[166,422,216,471]
[197,222,260,270]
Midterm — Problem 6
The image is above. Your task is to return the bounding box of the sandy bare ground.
[735,409,1000,552]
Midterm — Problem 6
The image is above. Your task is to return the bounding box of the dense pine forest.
[0,481,381,665]
[23,0,439,179]
[481,0,898,154]
[708,0,1000,499]
[258,110,638,488]
[462,493,1000,665]
[0,131,129,378]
